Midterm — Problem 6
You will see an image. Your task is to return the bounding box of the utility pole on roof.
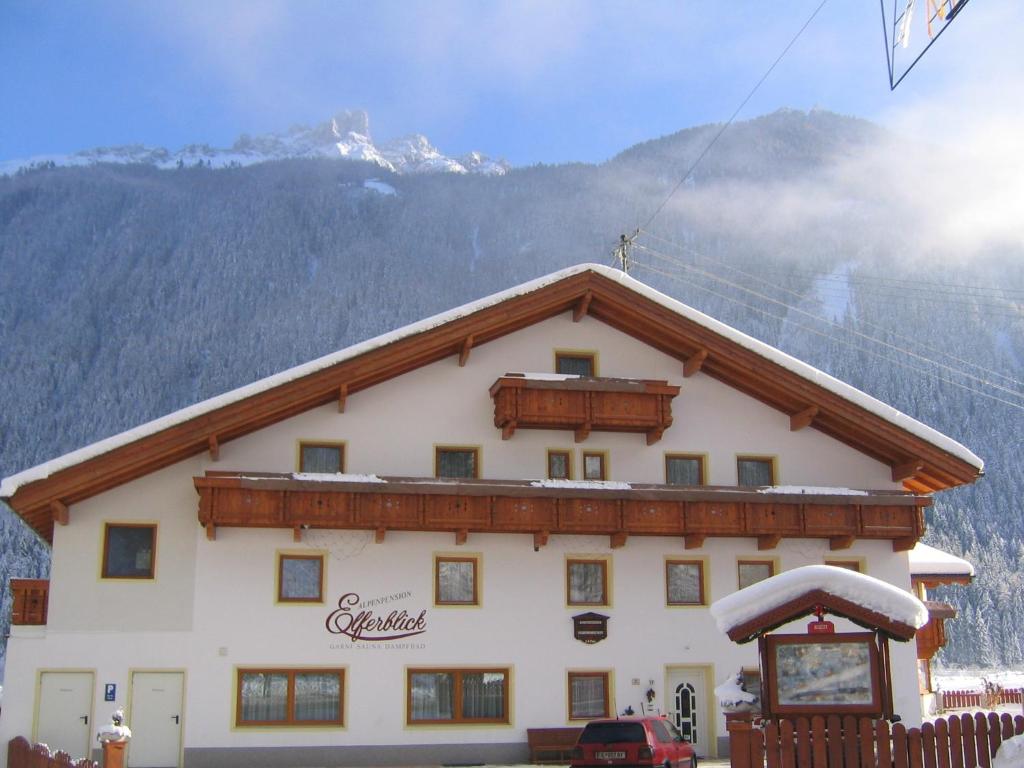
[615,230,638,274]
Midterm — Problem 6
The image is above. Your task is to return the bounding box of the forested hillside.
[1,109,1021,674]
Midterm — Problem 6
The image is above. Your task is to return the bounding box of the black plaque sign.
[573,612,609,644]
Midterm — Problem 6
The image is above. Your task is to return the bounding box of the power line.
[631,242,1024,403]
[629,257,1024,413]
[639,0,830,233]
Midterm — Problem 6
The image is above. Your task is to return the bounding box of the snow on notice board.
[709,564,928,634]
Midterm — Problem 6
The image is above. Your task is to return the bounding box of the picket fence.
[6,737,98,768]
[728,711,1024,768]
[941,689,1024,711]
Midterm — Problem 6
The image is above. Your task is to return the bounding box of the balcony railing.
[490,374,680,444]
[10,579,49,625]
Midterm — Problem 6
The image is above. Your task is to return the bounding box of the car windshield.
[579,722,647,744]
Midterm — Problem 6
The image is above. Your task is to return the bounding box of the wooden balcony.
[10,579,49,625]
[194,472,929,551]
[489,375,680,444]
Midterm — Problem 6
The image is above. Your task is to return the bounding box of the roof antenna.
[614,229,639,274]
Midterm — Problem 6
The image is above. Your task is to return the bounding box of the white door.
[36,671,94,759]
[128,672,184,768]
[666,667,709,757]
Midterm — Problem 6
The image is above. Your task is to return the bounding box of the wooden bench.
[527,727,584,764]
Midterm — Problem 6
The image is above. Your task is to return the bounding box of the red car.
[571,716,697,768]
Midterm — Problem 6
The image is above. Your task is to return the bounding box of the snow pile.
[909,542,974,577]
[759,486,868,496]
[290,473,385,484]
[993,735,1024,768]
[709,565,928,634]
[714,671,759,711]
[530,479,633,490]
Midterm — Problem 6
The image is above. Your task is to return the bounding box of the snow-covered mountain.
[0,109,510,177]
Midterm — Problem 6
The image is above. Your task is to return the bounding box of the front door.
[666,667,709,757]
[128,671,184,768]
[36,671,94,759]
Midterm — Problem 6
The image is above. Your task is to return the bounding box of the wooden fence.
[7,737,98,768]
[727,711,1024,768]
[941,689,1024,711]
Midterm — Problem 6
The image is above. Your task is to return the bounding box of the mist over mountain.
[1,108,1022,675]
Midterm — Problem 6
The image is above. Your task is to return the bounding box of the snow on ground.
[363,179,397,196]
[934,669,1024,691]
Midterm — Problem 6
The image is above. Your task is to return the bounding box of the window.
[825,559,862,572]
[435,446,479,478]
[555,351,596,377]
[737,559,775,590]
[582,451,607,481]
[737,456,775,486]
[741,668,762,709]
[435,555,479,606]
[102,523,156,579]
[277,553,324,603]
[665,454,705,486]
[547,449,572,480]
[666,559,705,606]
[299,441,344,473]
[236,668,344,726]
[568,671,611,720]
[407,668,509,724]
[567,558,609,606]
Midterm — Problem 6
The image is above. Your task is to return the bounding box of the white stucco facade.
[0,308,952,767]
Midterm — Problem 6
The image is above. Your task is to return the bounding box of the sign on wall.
[573,612,609,644]
[325,592,427,642]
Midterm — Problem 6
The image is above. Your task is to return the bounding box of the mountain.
[0,109,510,177]
[0,108,1021,676]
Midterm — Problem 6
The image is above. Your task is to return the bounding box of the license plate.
[596,752,626,760]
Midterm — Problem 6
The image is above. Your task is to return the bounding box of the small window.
[738,560,775,590]
[582,451,607,481]
[555,352,596,377]
[237,668,344,726]
[666,559,705,606]
[737,456,774,486]
[568,671,611,720]
[567,558,609,606]
[435,555,479,606]
[436,447,479,479]
[407,668,509,724]
[102,523,156,579]
[825,559,862,572]
[547,449,572,480]
[299,442,344,473]
[741,668,762,709]
[665,454,704,486]
[278,553,324,603]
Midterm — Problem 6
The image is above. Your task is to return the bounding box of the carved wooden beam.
[338,384,348,414]
[892,536,916,552]
[610,531,628,549]
[684,534,706,550]
[50,500,69,526]
[502,421,516,440]
[458,335,474,367]
[533,531,549,550]
[208,435,220,462]
[375,526,387,543]
[790,406,819,431]
[205,522,216,541]
[455,529,468,545]
[293,526,302,543]
[757,534,781,551]
[684,349,708,378]
[574,422,592,443]
[892,459,924,482]
[829,535,855,551]
[573,292,592,322]
[646,428,665,446]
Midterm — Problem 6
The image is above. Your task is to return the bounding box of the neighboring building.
[0,264,983,767]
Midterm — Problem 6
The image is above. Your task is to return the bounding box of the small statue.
[97,709,132,743]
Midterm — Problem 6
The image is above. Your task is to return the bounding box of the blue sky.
[0,1,1018,165]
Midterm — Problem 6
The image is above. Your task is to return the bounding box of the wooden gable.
[2,266,982,543]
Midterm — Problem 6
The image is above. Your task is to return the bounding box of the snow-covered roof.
[0,263,982,499]
[710,564,929,638]
[909,542,975,577]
